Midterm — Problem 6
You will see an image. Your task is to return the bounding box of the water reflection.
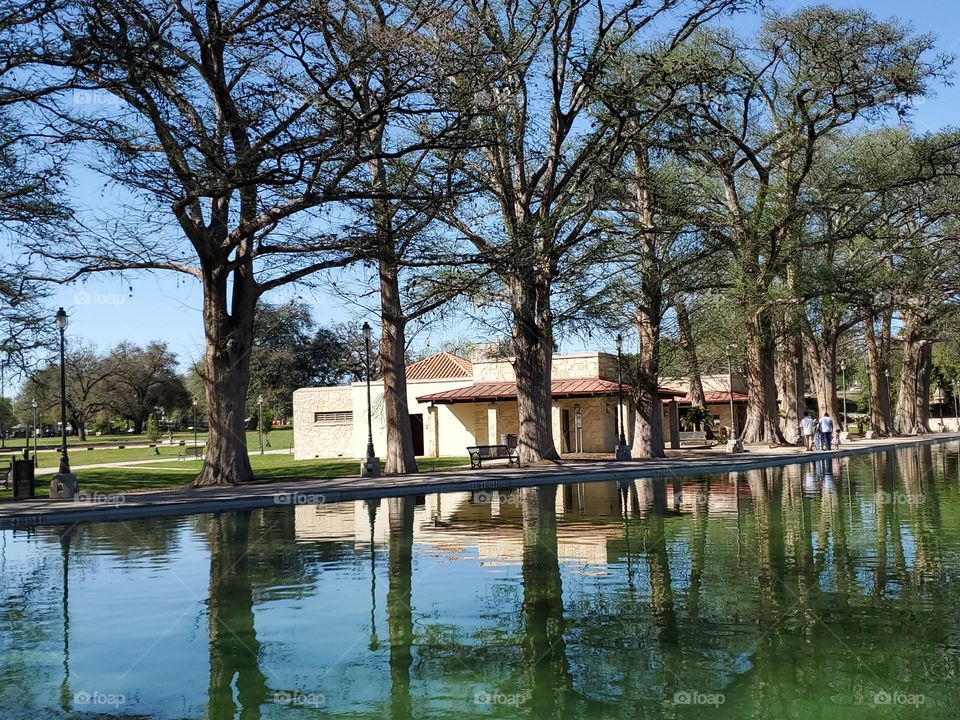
[1,444,959,719]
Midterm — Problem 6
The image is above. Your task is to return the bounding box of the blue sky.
[22,0,960,386]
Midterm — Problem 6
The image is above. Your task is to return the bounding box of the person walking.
[819,412,834,451]
[800,411,816,451]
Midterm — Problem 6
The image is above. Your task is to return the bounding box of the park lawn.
[17,427,293,452]
[14,429,295,469]
[0,455,471,500]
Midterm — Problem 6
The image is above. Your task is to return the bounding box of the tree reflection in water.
[206,510,268,720]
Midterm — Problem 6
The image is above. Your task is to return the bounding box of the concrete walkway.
[2,433,957,529]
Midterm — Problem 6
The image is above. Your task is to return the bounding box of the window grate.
[314,411,353,424]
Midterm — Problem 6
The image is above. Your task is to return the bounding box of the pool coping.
[2,433,958,529]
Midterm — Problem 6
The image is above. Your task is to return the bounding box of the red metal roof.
[677,391,749,405]
[418,379,686,404]
[406,351,473,381]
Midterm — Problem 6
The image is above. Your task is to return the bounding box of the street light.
[954,380,959,429]
[362,322,377,472]
[31,399,38,466]
[840,361,848,437]
[0,351,6,449]
[614,334,630,460]
[192,398,198,449]
[793,356,801,442]
[55,308,71,475]
[257,394,264,455]
[726,344,737,440]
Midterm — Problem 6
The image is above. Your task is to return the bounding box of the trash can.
[500,434,518,449]
[11,458,35,500]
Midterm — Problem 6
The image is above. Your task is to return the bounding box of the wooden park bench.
[467,444,520,470]
[178,445,204,461]
[678,431,711,445]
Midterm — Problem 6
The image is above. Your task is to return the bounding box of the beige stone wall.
[664,373,747,395]
[293,386,353,460]
[472,352,618,383]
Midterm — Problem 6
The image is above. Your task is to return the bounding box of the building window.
[314,411,352,424]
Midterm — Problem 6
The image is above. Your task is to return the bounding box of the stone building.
[292,350,686,460]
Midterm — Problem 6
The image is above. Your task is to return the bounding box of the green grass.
[0,455,470,500]
[6,427,293,451]
[5,429,294,469]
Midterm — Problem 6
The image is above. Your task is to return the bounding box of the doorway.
[409,414,425,456]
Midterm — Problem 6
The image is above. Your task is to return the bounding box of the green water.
[2,444,960,719]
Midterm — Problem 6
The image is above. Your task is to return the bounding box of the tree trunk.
[132,417,144,434]
[803,318,839,420]
[509,276,559,464]
[894,308,932,435]
[368,121,418,475]
[379,259,418,474]
[740,309,787,445]
[630,314,664,458]
[194,270,256,487]
[775,335,804,443]
[629,145,665,459]
[674,294,706,407]
[864,316,892,435]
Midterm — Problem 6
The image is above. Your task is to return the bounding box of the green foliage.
[145,415,162,444]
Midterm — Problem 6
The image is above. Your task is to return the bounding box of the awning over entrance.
[417,379,686,404]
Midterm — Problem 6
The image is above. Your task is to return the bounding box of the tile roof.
[418,379,686,404]
[405,351,473,381]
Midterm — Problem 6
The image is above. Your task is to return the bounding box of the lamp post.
[361,321,379,477]
[614,334,630,460]
[840,361,848,438]
[793,355,801,442]
[50,307,78,497]
[726,344,737,440]
[192,398,198,449]
[257,394,264,455]
[936,382,945,431]
[954,380,959,429]
[56,309,70,474]
[31,399,38,466]
[0,352,6,449]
